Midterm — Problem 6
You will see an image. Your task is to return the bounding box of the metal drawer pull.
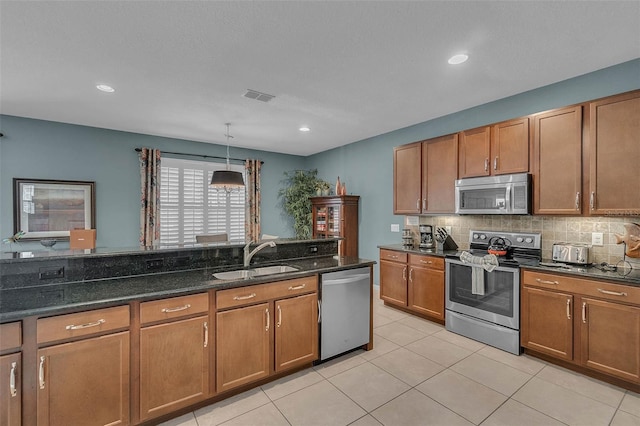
[582,302,587,323]
[161,304,191,313]
[39,356,45,389]
[419,260,433,264]
[203,322,208,348]
[575,192,580,210]
[494,156,498,170]
[484,158,489,171]
[566,299,571,320]
[233,293,256,301]
[597,288,627,297]
[10,362,17,397]
[65,318,105,330]
[277,305,282,328]
[265,308,270,331]
[288,284,306,291]
[535,278,559,285]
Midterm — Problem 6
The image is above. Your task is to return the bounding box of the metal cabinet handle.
[536,278,559,285]
[566,299,571,320]
[416,199,420,210]
[203,321,208,348]
[590,192,595,210]
[402,266,407,281]
[65,319,105,330]
[494,156,498,171]
[575,192,580,211]
[419,260,433,264]
[161,304,191,313]
[388,255,399,259]
[582,302,587,323]
[233,293,256,301]
[9,362,17,397]
[409,268,413,282]
[317,300,322,323]
[422,199,426,211]
[288,284,306,291]
[39,356,45,390]
[484,158,489,171]
[597,288,627,297]
[277,305,282,328]
[265,308,270,331]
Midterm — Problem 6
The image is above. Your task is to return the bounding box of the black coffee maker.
[419,225,434,249]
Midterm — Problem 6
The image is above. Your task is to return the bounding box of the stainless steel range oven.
[445,230,541,355]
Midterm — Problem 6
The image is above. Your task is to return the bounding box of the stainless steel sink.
[212,265,298,280]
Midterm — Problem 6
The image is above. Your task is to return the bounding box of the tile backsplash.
[403,215,640,265]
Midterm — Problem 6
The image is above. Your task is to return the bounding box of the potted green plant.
[279,169,323,239]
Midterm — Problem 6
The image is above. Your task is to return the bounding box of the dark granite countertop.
[522,261,640,287]
[377,244,459,258]
[0,256,375,323]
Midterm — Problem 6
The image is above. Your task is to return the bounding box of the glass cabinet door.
[314,205,340,238]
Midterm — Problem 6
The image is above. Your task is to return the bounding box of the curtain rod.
[134,148,263,164]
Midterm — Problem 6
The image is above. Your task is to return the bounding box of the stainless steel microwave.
[455,173,531,215]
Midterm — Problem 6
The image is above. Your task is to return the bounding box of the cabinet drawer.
[408,254,444,270]
[522,270,640,305]
[217,276,317,310]
[141,293,209,325]
[37,305,130,344]
[0,321,21,351]
[380,249,407,263]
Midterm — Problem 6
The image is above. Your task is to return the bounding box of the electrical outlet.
[309,246,318,253]
[146,258,164,270]
[391,224,400,232]
[592,232,604,246]
[444,226,452,234]
[39,266,65,280]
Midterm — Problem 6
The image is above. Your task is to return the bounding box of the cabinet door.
[216,303,270,393]
[458,126,491,178]
[533,106,583,214]
[521,287,573,361]
[37,332,130,426]
[589,91,640,215]
[408,266,444,320]
[491,118,529,175]
[139,316,210,421]
[580,297,640,383]
[0,353,21,426]
[422,134,458,213]
[380,260,407,306]
[275,293,318,372]
[394,143,422,214]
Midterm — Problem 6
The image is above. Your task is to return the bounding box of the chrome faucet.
[243,240,276,267]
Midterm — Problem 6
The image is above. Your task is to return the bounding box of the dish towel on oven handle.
[459,251,499,296]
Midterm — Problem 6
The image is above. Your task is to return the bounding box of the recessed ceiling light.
[96,84,115,93]
[448,54,469,65]
[299,126,310,132]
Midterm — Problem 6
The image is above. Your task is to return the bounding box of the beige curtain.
[139,148,161,247]
[245,159,261,241]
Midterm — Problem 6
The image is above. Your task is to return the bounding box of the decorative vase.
[335,176,341,195]
[316,189,322,196]
[340,182,346,195]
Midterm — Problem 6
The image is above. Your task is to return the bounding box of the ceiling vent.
[244,89,275,103]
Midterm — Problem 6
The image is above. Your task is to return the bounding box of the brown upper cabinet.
[393,134,458,214]
[459,118,530,178]
[533,106,583,214]
[587,90,640,215]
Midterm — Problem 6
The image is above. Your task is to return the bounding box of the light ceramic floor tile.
[158,412,198,426]
[194,388,271,426]
[371,389,473,426]
[405,335,473,367]
[329,362,410,412]
[536,364,626,408]
[373,322,427,346]
[481,399,565,426]
[372,313,396,328]
[610,409,640,426]
[451,353,533,396]
[432,328,487,351]
[359,335,400,361]
[476,345,546,375]
[219,402,289,426]
[374,304,409,321]
[348,414,383,426]
[261,368,324,401]
[370,347,445,386]
[314,351,368,379]
[273,380,366,426]
[512,377,616,425]
[619,392,640,417]
[397,315,444,335]
[416,369,508,425]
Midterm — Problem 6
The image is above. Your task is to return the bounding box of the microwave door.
[457,184,509,214]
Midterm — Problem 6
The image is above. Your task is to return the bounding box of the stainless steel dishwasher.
[319,267,371,361]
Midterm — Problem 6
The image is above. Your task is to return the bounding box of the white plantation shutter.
[160,157,245,244]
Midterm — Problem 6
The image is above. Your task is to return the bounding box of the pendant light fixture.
[210,123,245,191]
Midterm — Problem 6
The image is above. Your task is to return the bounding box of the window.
[159,157,245,244]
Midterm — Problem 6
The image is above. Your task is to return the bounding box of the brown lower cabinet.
[0,353,21,426]
[521,270,640,387]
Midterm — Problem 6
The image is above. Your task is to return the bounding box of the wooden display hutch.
[311,195,359,257]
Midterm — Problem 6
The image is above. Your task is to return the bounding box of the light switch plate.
[592,232,604,246]
[391,224,400,232]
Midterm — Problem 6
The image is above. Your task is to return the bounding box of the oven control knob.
[525,237,533,243]
[480,234,486,240]
[516,237,524,243]
[473,234,479,239]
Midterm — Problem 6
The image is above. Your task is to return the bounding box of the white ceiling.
[1,1,639,156]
